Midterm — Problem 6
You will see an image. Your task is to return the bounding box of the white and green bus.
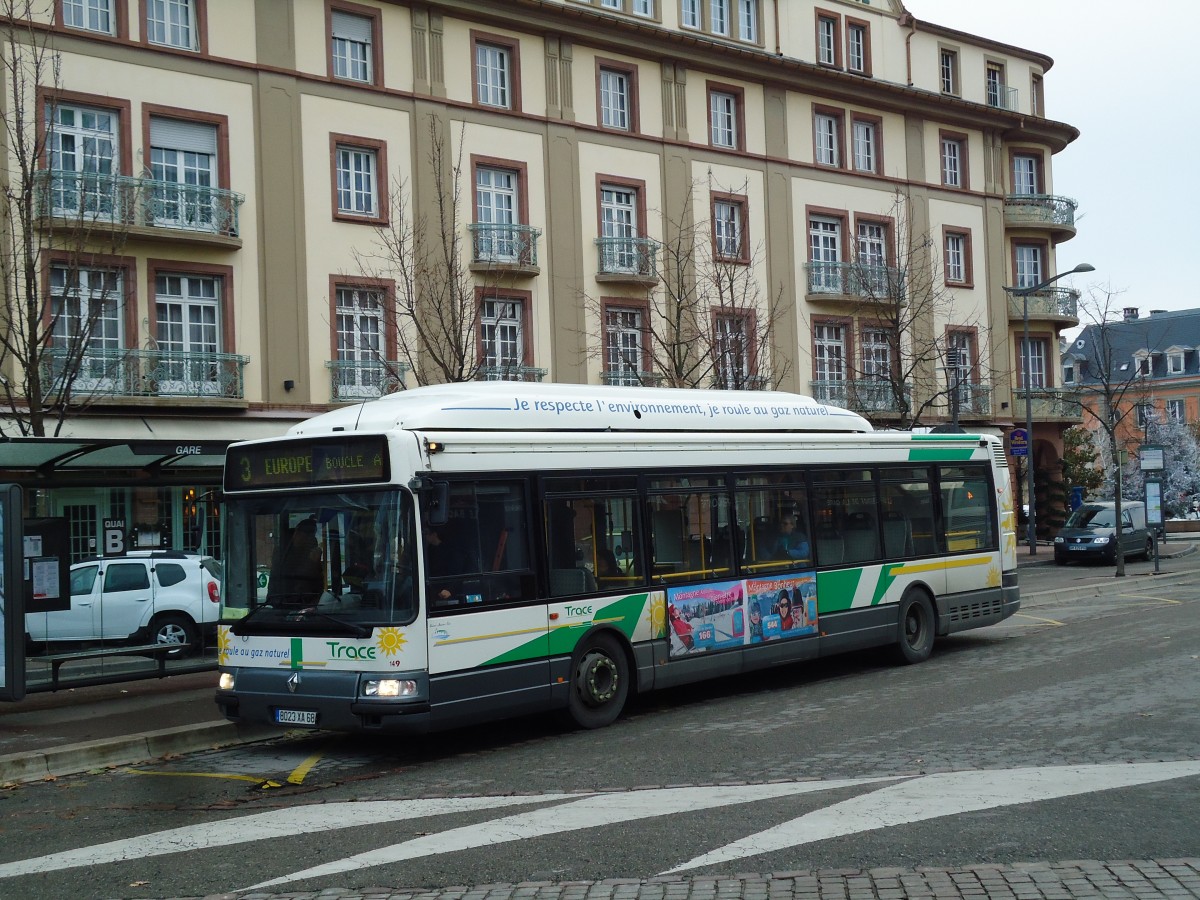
[215,382,1018,733]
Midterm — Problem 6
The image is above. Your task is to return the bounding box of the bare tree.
[592,176,791,391]
[352,116,512,388]
[814,189,993,429]
[1069,287,1170,575]
[0,1,131,436]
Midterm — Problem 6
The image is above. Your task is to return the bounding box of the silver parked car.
[1053,501,1153,565]
[26,551,221,655]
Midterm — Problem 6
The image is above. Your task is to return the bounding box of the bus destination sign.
[225,436,389,491]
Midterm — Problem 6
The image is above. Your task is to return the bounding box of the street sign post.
[1009,428,1029,457]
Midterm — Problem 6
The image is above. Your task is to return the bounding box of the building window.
[155,273,221,392]
[940,133,966,188]
[939,48,958,95]
[335,285,385,398]
[1020,337,1048,389]
[334,143,378,218]
[1136,402,1155,429]
[330,7,376,84]
[814,323,847,386]
[710,0,730,35]
[480,297,526,377]
[601,0,621,8]
[851,117,877,173]
[475,164,520,261]
[944,229,972,286]
[708,87,740,149]
[1014,244,1043,290]
[599,182,643,273]
[860,327,890,380]
[474,36,518,110]
[63,0,115,34]
[633,0,654,17]
[148,116,218,230]
[714,312,751,389]
[50,265,123,368]
[681,0,700,29]
[1168,351,1185,375]
[1012,153,1040,195]
[846,21,869,75]
[809,216,842,293]
[947,330,974,404]
[712,195,746,262]
[738,0,758,42]
[986,62,1007,108]
[1168,398,1185,423]
[1031,73,1044,117]
[605,305,646,386]
[146,0,197,50]
[1135,355,1151,377]
[816,14,839,66]
[46,100,119,218]
[856,221,886,266]
[599,65,634,131]
[814,111,841,167]
[1062,362,1075,385]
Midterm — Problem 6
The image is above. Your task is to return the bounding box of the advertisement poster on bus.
[667,572,818,657]
[746,573,817,642]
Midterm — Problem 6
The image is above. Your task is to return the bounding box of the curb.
[0,721,276,785]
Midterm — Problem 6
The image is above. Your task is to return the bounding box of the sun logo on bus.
[217,627,233,666]
[647,593,667,638]
[376,628,407,656]
[987,565,1001,588]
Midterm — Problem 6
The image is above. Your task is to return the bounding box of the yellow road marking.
[1012,613,1064,626]
[129,769,266,783]
[1115,595,1182,604]
[287,751,323,785]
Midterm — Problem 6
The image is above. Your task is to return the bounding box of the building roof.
[1068,308,1200,382]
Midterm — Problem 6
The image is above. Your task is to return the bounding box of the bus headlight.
[363,678,418,698]
[218,671,236,691]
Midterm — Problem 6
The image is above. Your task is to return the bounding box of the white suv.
[26,551,222,656]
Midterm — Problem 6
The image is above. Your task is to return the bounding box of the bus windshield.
[222,489,416,634]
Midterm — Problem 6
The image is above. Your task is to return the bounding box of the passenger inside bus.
[770,514,811,562]
[269,517,325,608]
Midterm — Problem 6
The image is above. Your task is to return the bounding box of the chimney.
[1150,309,1168,316]
[1123,307,1139,321]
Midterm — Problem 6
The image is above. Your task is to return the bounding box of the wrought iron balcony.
[810,378,910,413]
[1003,194,1078,237]
[595,237,659,279]
[325,359,408,401]
[468,223,541,268]
[601,370,662,387]
[987,84,1018,111]
[1016,387,1083,422]
[806,262,905,300]
[33,169,244,239]
[40,348,249,400]
[1007,286,1079,324]
[479,364,548,383]
[946,381,992,418]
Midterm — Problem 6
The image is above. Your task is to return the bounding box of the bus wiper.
[290,609,372,638]
[229,601,281,635]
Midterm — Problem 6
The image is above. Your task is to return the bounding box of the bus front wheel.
[893,590,935,665]
[565,634,630,729]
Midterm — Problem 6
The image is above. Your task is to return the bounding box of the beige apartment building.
[0,0,1081,556]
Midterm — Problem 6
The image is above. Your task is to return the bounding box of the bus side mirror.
[428,482,449,527]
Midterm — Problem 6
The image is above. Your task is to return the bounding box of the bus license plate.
[276,708,317,726]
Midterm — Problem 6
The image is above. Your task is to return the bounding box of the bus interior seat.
[843,512,878,562]
[815,532,844,566]
[909,516,937,555]
[549,567,597,597]
[882,513,913,557]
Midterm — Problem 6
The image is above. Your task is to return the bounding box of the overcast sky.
[905,1,1199,319]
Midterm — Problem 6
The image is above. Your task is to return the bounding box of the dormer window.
[1062,363,1074,385]
[1165,346,1190,374]
[1133,353,1151,377]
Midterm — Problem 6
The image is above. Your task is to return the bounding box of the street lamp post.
[1004,262,1095,554]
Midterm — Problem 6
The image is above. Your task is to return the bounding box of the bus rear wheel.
[893,590,935,665]
[565,634,629,729]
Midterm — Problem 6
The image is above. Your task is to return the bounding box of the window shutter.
[149,117,217,155]
[332,11,372,43]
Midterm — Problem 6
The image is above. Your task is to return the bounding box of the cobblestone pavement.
[204,860,1200,900]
